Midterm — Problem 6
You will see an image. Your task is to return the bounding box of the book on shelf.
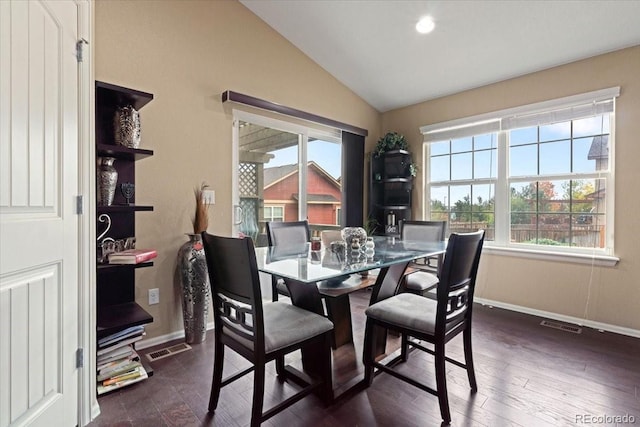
[97,365,148,395]
[96,334,144,356]
[108,248,157,264]
[97,345,135,366]
[98,325,145,348]
[101,365,143,386]
[97,353,140,378]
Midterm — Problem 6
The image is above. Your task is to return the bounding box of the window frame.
[263,205,285,222]
[421,88,619,266]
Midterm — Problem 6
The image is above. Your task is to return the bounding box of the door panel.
[0,1,79,426]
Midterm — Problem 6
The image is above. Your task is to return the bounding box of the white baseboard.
[91,402,101,423]
[136,321,216,350]
[475,297,640,339]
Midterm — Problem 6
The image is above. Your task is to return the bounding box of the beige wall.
[96,0,639,339]
[95,0,380,340]
[383,45,640,332]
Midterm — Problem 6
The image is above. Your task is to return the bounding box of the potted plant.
[373,131,418,177]
[374,131,408,157]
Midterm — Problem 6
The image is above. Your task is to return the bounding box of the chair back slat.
[436,230,484,333]
[401,220,447,242]
[266,220,311,246]
[218,294,255,340]
[201,233,265,349]
[401,220,447,275]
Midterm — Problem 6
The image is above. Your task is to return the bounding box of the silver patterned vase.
[114,105,141,148]
[97,157,118,206]
[177,233,210,344]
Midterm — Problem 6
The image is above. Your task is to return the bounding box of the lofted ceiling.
[240,0,640,113]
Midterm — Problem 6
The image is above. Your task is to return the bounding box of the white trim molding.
[483,245,619,267]
[475,297,640,339]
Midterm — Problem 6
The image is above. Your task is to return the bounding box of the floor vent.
[146,342,192,362]
[540,320,582,334]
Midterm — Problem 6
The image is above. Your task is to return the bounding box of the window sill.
[483,245,619,267]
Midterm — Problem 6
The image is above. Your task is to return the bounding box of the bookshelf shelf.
[96,81,155,395]
[97,205,154,213]
[97,302,153,339]
[97,261,153,271]
[97,143,153,160]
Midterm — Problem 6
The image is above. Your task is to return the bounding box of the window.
[233,109,365,245]
[263,205,284,222]
[430,134,497,240]
[422,88,618,257]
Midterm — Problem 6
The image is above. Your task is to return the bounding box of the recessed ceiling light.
[416,16,435,34]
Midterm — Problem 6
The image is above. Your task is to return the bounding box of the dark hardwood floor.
[89,289,640,426]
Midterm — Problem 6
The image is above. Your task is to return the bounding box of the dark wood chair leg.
[434,343,451,424]
[362,320,375,386]
[275,355,285,378]
[401,333,409,362]
[271,277,279,302]
[321,332,334,405]
[208,339,225,411]
[251,362,266,427]
[463,328,477,391]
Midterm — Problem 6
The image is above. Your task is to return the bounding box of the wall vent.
[146,342,192,362]
[540,320,582,334]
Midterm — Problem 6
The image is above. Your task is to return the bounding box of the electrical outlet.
[202,189,215,205]
[148,288,160,305]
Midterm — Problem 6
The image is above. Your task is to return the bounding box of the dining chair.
[266,220,311,301]
[400,220,447,296]
[363,230,485,425]
[201,232,334,427]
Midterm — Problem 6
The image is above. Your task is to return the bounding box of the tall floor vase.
[177,233,210,344]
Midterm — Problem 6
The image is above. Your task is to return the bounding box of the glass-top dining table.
[254,235,446,401]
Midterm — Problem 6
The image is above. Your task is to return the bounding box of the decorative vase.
[365,237,375,258]
[341,227,367,252]
[177,233,210,344]
[114,105,141,148]
[97,157,118,206]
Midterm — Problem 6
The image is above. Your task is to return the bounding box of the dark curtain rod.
[221,90,368,137]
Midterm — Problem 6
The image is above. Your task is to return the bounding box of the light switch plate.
[148,288,160,305]
[202,189,215,204]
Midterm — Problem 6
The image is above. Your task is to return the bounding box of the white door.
[1,1,82,426]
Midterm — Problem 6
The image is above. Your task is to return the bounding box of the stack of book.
[108,248,157,265]
[96,325,148,395]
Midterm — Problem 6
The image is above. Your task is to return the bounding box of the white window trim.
[421,88,620,265]
[263,205,285,222]
[421,87,620,139]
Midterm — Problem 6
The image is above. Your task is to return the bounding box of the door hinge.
[76,348,84,368]
[76,38,88,62]
[76,195,84,214]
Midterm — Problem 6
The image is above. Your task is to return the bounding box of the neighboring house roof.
[263,161,341,189]
[588,135,608,160]
[292,193,339,203]
[263,164,298,187]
